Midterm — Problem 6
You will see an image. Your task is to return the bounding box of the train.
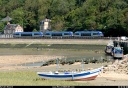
[13,31,104,38]
[13,32,43,38]
[73,31,104,37]
[44,31,73,37]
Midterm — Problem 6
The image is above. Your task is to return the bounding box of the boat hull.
[113,54,123,59]
[72,75,98,81]
[37,67,103,81]
[105,45,114,55]
[105,49,112,54]
[111,46,124,59]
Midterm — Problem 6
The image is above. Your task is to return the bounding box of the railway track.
[1,36,118,40]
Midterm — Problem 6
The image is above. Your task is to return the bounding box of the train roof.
[14,32,43,34]
[45,31,73,33]
[75,31,103,33]
[14,32,42,33]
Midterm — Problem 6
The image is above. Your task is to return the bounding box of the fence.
[0,34,13,38]
[0,34,118,40]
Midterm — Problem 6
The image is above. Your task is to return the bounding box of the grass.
[0,39,108,86]
[0,71,91,86]
[0,43,105,50]
[0,39,109,45]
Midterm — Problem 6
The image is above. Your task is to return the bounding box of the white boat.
[105,39,114,54]
[37,58,103,81]
[111,45,124,59]
[37,66,103,81]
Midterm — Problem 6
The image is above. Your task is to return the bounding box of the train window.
[14,33,19,35]
[45,33,50,35]
[92,33,98,35]
[21,33,32,36]
[81,33,91,36]
[52,33,62,36]
[64,33,70,35]
[99,32,103,35]
[74,33,79,35]
[34,33,41,35]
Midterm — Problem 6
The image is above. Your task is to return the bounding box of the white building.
[40,18,51,33]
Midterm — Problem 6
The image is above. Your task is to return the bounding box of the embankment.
[0,39,109,45]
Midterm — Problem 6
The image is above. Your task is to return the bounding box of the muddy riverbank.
[0,39,109,45]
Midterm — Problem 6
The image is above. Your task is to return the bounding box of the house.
[4,22,23,34]
[40,18,51,33]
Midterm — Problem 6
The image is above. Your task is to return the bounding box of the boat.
[111,44,124,59]
[37,59,103,81]
[37,67,103,81]
[105,39,114,54]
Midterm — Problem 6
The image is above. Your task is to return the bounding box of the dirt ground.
[0,55,64,71]
[0,55,128,86]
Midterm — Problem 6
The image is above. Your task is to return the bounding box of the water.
[17,61,44,66]
[0,45,113,66]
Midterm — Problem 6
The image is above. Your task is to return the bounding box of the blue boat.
[111,45,124,59]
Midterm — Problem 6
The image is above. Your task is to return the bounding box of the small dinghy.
[37,59,103,81]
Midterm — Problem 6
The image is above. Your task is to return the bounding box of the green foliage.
[41,56,110,66]
[83,59,89,64]
[0,0,128,36]
[68,60,75,65]
[33,29,37,32]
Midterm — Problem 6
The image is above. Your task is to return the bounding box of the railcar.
[73,31,104,37]
[13,32,43,38]
[44,31,73,37]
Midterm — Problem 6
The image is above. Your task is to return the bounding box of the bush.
[48,59,55,64]
[96,60,101,63]
[84,61,89,64]
[60,61,66,65]
[91,59,98,63]
[75,59,81,62]
[42,62,48,66]
[103,59,107,62]
[83,59,89,64]
[68,60,75,65]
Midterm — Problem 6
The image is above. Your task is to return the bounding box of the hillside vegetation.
[0,0,128,36]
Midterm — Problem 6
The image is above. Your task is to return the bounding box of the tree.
[0,0,128,36]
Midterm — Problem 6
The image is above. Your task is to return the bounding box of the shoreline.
[0,39,128,86]
[0,39,109,45]
[0,55,128,86]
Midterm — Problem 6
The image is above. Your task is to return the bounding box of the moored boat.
[105,39,114,54]
[111,45,124,59]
